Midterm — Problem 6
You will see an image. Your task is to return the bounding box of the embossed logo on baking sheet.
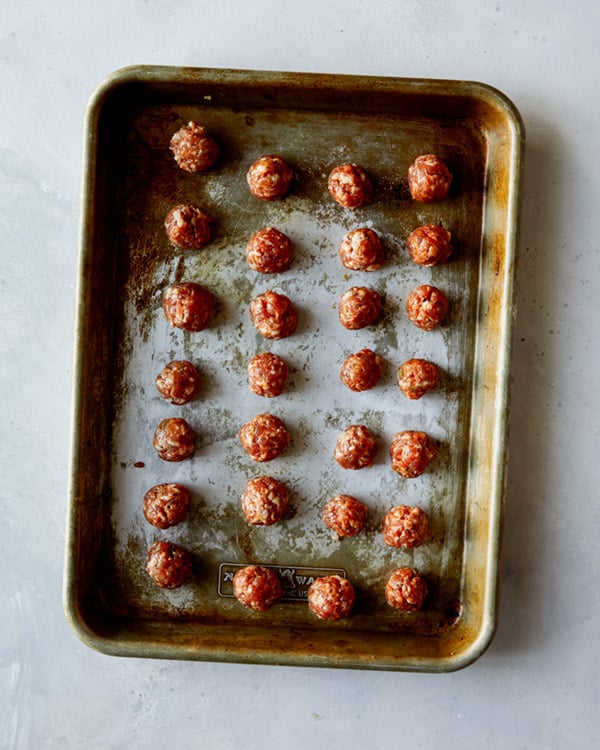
[218,563,346,602]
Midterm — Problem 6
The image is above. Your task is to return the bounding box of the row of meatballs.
[166,209,453,273]
[153,351,440,406]
[152,415,438,478]
[162,280,449,337]
[169,120,453,205]
[145,548,427,620]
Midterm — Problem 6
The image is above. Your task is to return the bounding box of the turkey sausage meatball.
[155,360,200,405]
[239,413,291,462]
[169,122,219,173]
[307,575,356,621]
[385,568,428,612]
[406,224,452,266]
[338,286,381,330]
[407,154,452,202]
[382,505,430,548]
[232,565,284,611]
[145,541,192,589]
[247,155,293,201]
[322,495,367,538]
[339,227,384,271]
[164,204,212,250]
[152,417,195,462]
[249,291,298,339]
[143,483,191,529]
[334,424,377,470]
[397,358,441,400]
[405,284,449,331]
[241,476,290,525]
[340,348,384,392]
[246,227,293,274]
[390,430,437,478]
[162,282,214,332]
[328,163,373,208]
[247,352,289,398]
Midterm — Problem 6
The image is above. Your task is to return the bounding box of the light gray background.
[2,1,598,748]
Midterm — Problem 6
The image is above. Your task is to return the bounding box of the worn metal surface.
[65,66,523,671]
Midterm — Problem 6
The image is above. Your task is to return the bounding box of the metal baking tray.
[64,66,523,672]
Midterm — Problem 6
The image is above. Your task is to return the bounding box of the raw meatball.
[155,360,200,405]
[153,417,195,462]
[407,154,452,202]
[247,155,293,200]
[405,284,449,331]
[164,204,212,249]
[249,290,298,339]
[390,430,437,478]
[247,352,289,397]
[328,164,373,208]
[385,567,428,612]
[246,227,293,274]
[239,413,291,462]
[339,227,384,271]
[307,575,355,621]
[334,424,377,470]
[145,541,192,589]
[162,282,214,332]
[406,224,452,266]
[338,286,381,330]
[340,348,384,392]
[382,505,430,548]
[397,358,441,400]
[169,122,219,172]
[233,565,284,611]
[143,483,191,529]
[241,476,290,525]
[322,495,367,538]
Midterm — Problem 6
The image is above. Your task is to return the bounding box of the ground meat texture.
[406,224,452,266]
[153,417,195,462]
[338,227,384,271]
[145,541,192,589]
[397,358,441,400]
[143,483,191,529]
[246,227,293,274]
[170,122,219,172]
[247,352,289,397]
[340,348,384,392]
[407,154,452,202]
[239,413,291,462]
[382,505,430,548]
[155,360,200,405]
[241,476,289,525]
[162,282,214,332]
[405,284,449,331]
[232,565,284,611]
[338,286,381,330]
[307,575,355,621]
[385,567,428,612]
[249,291,298,339]
[247,155,293,200]
[164,204,212,250]
[334,424,377,470]
[390,430,437,478]
[328,164,373,208]
[322,495,367,538]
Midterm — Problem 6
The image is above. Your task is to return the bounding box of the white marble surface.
[2,1,599,747]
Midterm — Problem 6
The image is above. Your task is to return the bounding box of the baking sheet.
[65,66,523,671]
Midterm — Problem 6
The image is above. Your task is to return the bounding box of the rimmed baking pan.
[64,65,523,671]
